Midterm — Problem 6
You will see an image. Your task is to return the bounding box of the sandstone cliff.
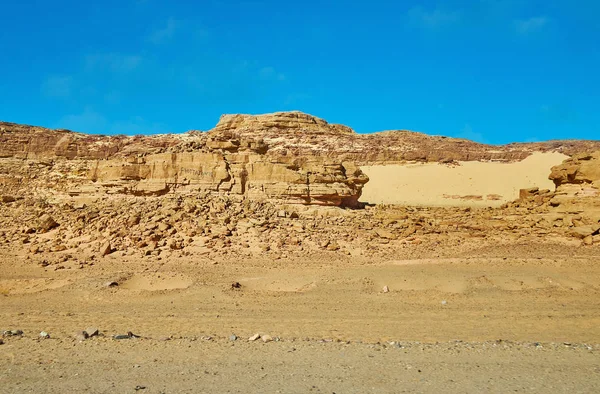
[1,111,599,208]
[0,115,370,207]
[547,152,600,224]
[207,112,600,164]
[549,152,600,189]
[514,152,600,244]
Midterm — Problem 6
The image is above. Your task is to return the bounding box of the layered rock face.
[548,152,600,224]
[550,152,600,189]
[206,112,600,165]
[1,111,600,208]
[84,151,367,207]
[0,114,369,207]
[214,112,355,136]
[515,152,600,244]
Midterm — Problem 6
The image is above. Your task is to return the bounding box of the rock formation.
[549,152,600,189]
[548,152,600,237]
[1,112,600,268]
[0,113,372,207]
[206,112,600,164]
[514,151,600,244]
[1,111,599,210]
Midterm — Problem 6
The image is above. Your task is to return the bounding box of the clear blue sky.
[0,0,598,144]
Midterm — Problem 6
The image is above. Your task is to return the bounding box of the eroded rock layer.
[1,111,599,209]
[547,152,600,234]
[0,114,372,207]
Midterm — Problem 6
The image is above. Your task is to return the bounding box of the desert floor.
[2,241,600,393]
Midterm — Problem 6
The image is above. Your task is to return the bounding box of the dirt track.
[2,338,599,393]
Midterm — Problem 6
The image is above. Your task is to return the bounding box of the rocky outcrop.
[213,112,354,136]
[207,112,600,165]
[1,112,600,208]
[82,151,367,206]
[549,152,600,188]
[539,152,600,242]
[0,122,179,160]
[4,112,600,164]
[547,152,600,211]
[0,114,371,207]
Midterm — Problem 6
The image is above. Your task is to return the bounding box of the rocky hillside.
[1,111,599,209]
[1,113,600,269]
[208,112,600,164]
[2,111,600,163]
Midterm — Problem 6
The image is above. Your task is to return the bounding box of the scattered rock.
[231,282,242,289]
[39,331,50,339]
[229,334,238,341]
[37,214,58,232]
[570,226,600,240]
[3,329,23,336]
[261,334,273,343]
[441,300,448,305]
[99,241,113,257]
[383,285,390,293]
[0,338,3,345]
[114,331,140,340]
[85,327,99,337]
[375,229,396,240]
[105,281,119,288]
[1,195,16,203]
[248,333,261,341]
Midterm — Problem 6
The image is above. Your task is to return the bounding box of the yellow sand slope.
[360,152,567,207]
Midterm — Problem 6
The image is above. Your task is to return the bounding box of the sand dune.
[360,152,568,207]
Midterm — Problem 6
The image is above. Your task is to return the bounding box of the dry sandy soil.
[2,240,600,393]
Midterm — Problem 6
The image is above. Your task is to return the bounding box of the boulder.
[37,214,58,232]
[570,226,600,240]
[550,152,600,188]
[99,241,113,257]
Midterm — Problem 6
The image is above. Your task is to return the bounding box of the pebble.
[441,300,447,305]
[85,327,99,337]
[262,335,273,343]
[383,285,389,293]
[39,331,50,339]
[113,331,140,340]
[3,329,23,336]
[248,333,261,341]
[229,334,238,341]
[105,281,119,288]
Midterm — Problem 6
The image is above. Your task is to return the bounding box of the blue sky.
[0,0,598,144]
